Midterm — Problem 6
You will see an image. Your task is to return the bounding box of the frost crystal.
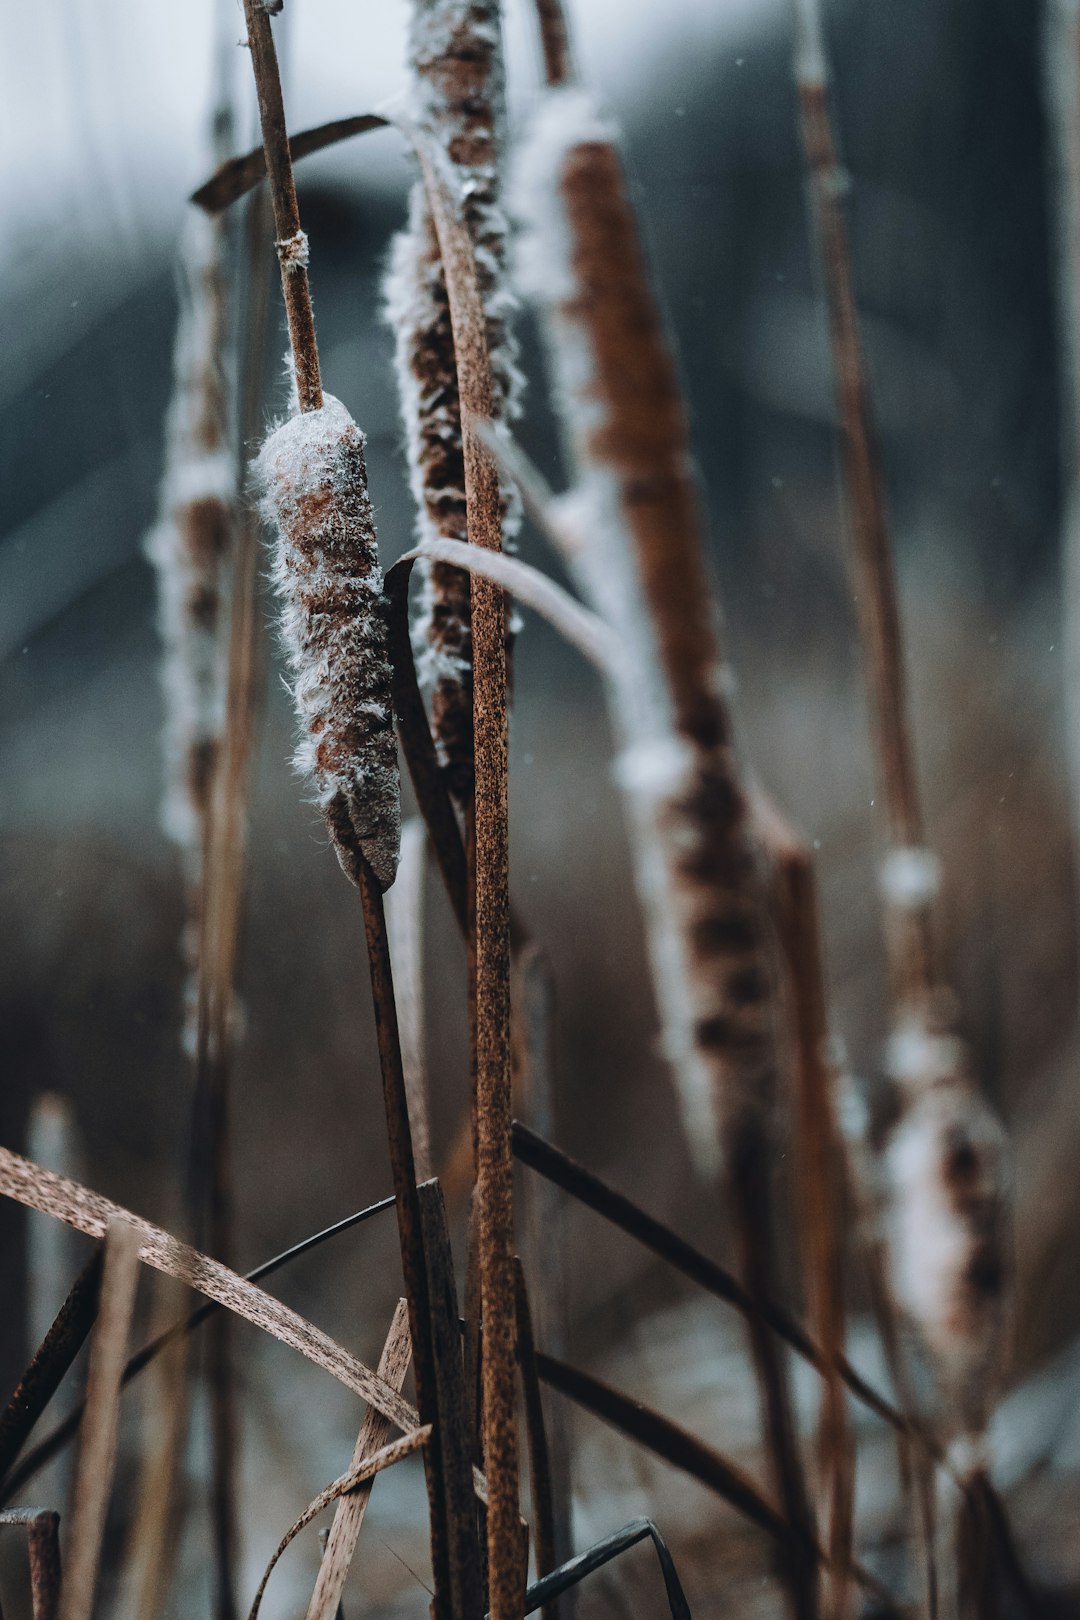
[255,396,401,890]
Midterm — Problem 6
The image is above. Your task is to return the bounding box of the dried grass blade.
[305,1300,413,1620]
[0,1510,63,1620]
[514,1123,893,1424]
[4,1195,397,1501]
[0,1146,415,1433]
[192,115,389,213]
[521,1518,689,1620]
[60,1219,140,1620]
[0,1248,103,1484]
[385,823,433,1183]
[248,1425,431,1620]
[401,539,615,673]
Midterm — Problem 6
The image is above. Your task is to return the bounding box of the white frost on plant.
[383,0,523,795]
[885,1082,1009,1427]
[513,86,618,306]
[146,207,235,857]
[254,395,401,891]
[884,1016,965,1093]
[879,844,941,909]
[275,229,310,273]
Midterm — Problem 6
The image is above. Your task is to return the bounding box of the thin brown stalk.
[241,0,321,412]
[791,0,935,1013]
[412,129,521,1620]
[416,1180,486,1620]
[0,1247,103,1484]
[248,1425,433,1620]
[755,799,854,1617]
[531,0,574,89]
[513,1262,558,1617]
[401,540,615,673]
[192,114,389,214]
[385,824,434,1183]
[60,1219,141,1620]
[306,1300,413,1620]
[0,1510,62,1620]
[241,16,468,1615]
[117,1274,191,1620]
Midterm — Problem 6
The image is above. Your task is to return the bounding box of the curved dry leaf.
[0,1147,416,1434]
[248,1425,431,1620]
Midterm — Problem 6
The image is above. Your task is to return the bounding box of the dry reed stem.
[522,1519,689,1620]
[754,798,854,1618]
[516,90,817,1620]
[242,0,321,411]
[412,128,521,1620]
[0,1510,62,1620]
[388,0,520,804]
[117,1274,191,1620]
[385,823,434,1183]
[791,0,935,1014]
[530,0,574,88]
[193,114,389,214]
[1045,0,1080,891]
[513,1262,558,1616]
[248,1425,433,1620]
[306,1300,413,1620]
[416,1180,486,1620]
[402,539,615,671]
[0,1247,103,1485]
[60,1219,140,1620]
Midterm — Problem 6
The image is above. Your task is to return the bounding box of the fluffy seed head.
[255,395,401,890]
[885,1081,1009,1430]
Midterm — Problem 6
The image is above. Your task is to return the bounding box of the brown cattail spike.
[255,396,401,890]
[386,0,521,803]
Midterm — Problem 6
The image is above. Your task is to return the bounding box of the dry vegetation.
[3,1,1080,1619]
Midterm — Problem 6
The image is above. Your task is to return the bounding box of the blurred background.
[3,0,1079,1613]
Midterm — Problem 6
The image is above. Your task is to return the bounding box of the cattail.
[385,0,521,802]
[255,394,400,891]
[147,208,236,867]
[514,88,819,1620]
[514,88,774,1171]
[884,1073,1009,1438]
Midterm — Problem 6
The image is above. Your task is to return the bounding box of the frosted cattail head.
[384,0,521,800]
[147,208,236,859]
[255,395,401,891]
[885,1082,1009,1432]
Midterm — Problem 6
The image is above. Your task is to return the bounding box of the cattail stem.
[413,135,521,1620]
[242,0,321,412]
[792,0,935,1014]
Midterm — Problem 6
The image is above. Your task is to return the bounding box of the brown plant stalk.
[410,127,520,1620]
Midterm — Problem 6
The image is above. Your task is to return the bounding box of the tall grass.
[0,1,1062,1618]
